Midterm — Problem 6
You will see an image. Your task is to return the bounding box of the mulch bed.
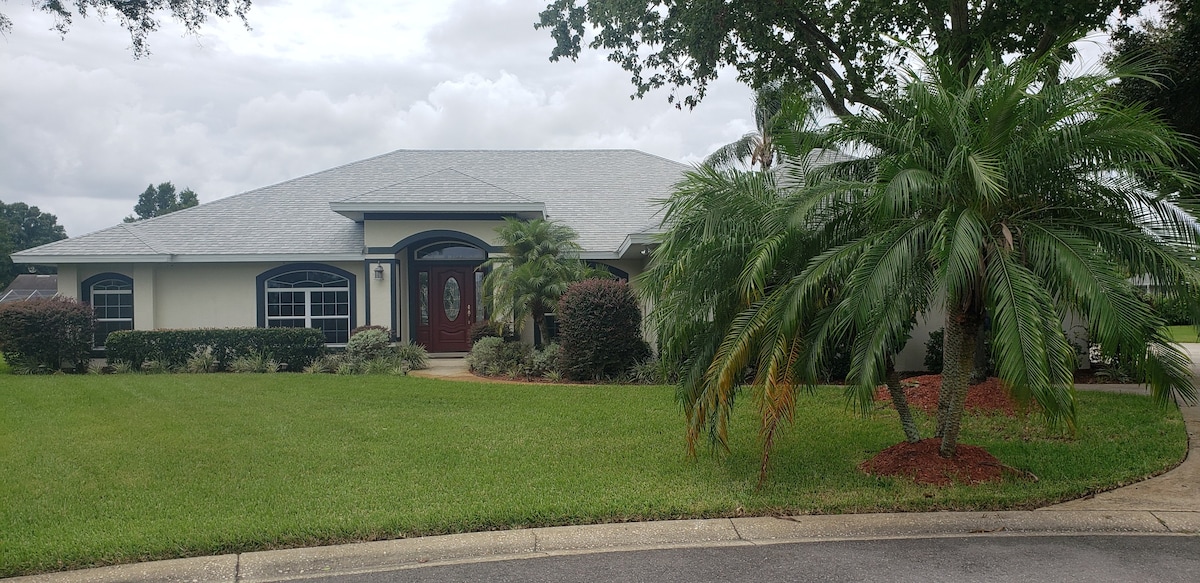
[874,374,1018,416]
[858,438,1009,486]
[865,374,1030,486]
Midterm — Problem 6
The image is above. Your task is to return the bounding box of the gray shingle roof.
[14,149,690,262]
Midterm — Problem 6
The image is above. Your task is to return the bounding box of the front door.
[427,265,475,352]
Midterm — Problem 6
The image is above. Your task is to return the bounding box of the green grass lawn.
[0,374,1187,577]
[1168,325,1200,343]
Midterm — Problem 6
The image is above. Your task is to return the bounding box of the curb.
[7,511,1199,582]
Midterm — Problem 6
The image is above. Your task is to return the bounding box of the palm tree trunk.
[936,304,980,457]
[886,357,920,443]
[532,304,547,349]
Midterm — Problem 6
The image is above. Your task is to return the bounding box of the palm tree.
[704,81,824,170]
[641,162,923,476]
[482,218,596,347]
[651,45,1200,478]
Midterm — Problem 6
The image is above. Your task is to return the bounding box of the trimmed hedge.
[104,328,326,371]
[557,279,649,381]
[0,297,94,373]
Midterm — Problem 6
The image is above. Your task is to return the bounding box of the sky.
[0,0,758,238]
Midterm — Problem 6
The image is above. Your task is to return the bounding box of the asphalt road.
[303,535,1200,583]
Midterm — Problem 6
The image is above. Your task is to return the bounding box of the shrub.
[556,279,650,381]
[346,328,393,361]
[303,354,344,374]
[0,297,94,373]
[470,320,503,344]
[1141,292,1194,326]
[395,341,429,371]
[104,328,325,371]
[526,342,561,378]
[467,336,531,377]
[229,351,279,373]
[185,345,219,373]
[924,329,944,373]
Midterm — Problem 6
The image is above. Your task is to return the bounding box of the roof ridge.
[120,223,168,254]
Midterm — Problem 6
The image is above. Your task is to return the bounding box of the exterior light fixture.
[373,263,384,281]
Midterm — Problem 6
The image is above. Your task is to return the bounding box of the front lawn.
[0,374,1187,577]
[1167,325,1200,344]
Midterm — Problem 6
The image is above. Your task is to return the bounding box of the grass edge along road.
[0,373,1188,577]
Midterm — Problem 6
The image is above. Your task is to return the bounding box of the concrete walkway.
[7,354,1199,583]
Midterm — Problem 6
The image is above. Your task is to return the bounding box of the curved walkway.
[8,355,1199,583]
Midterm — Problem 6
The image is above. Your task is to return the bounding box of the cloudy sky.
[0,0,758,238]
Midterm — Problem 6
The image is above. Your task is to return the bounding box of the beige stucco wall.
[364,219,506,250]
[64,261,368,331]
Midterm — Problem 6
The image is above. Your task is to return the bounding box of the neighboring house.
[0,274,58,304]
[12,150,684,353]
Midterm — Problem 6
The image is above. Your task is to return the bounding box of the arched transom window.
[264,269,351,344]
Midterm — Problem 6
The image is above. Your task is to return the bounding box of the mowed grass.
[0,374,1187,577]
[1167,325,1200,343]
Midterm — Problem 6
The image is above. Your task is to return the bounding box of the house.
[12,150,686,353]
[0,274,58,303]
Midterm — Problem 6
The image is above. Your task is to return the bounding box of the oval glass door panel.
[443,277,461,321]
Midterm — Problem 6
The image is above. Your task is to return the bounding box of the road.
[300,534,1200,583]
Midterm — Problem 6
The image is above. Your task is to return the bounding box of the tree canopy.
[124,182,199,222]
[0,0,251,57]
[537,0,1148,114]
[0,201,68,289]
[1108,0,1200,195]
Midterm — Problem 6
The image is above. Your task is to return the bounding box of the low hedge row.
[104,328,326,371]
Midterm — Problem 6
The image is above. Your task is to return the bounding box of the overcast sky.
[0,0,759,238]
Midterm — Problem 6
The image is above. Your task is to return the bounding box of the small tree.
[0,297,94,372]
[557,279,649,380]
[482,218,603,347]
[124,182,199,222]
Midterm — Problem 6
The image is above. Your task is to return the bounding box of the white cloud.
[0,0,757,237]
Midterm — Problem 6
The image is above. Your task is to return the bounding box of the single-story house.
[12,150,683,354]
[0,274,58,304]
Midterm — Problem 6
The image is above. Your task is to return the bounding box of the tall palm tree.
[704,81,824,171]
[652,45,1200,478]
[482,218,595,347]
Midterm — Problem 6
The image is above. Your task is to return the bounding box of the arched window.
[82,273,133,348]
[414,242,486,261]
[258,265,354,344]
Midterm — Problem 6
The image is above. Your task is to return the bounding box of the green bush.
[467,337,527,377]
[104,328,325,371]
[1142,292,1194,326]
[395,341,430,371]
[346,328,392,361]
[469,321,503,344]
[229,351,280,373]
[924,328,944,373]
[0,297,94,373]
[557,279,650,381]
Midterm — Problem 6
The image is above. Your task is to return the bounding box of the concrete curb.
[7,511,1198,583]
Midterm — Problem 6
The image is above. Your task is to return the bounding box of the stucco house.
[12,149,685,353]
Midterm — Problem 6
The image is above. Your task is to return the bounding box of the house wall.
[364,219,506,250]
[63,261,368,332]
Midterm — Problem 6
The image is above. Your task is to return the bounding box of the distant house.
[0,274,58,304]
[12,150,684,352]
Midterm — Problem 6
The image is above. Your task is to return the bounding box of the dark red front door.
[427,265,474,352]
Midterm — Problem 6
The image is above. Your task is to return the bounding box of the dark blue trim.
[389,260,398,340]
[364,212,523,222]
[80,272,134,305]
[363,260,372,326]
[81,272,134,351]
[587,261,630,281]
[368,229,499,255]
[254,263,357,330]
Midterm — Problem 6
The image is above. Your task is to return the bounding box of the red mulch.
[858,438,1007,486]
[874,374,1018,416]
